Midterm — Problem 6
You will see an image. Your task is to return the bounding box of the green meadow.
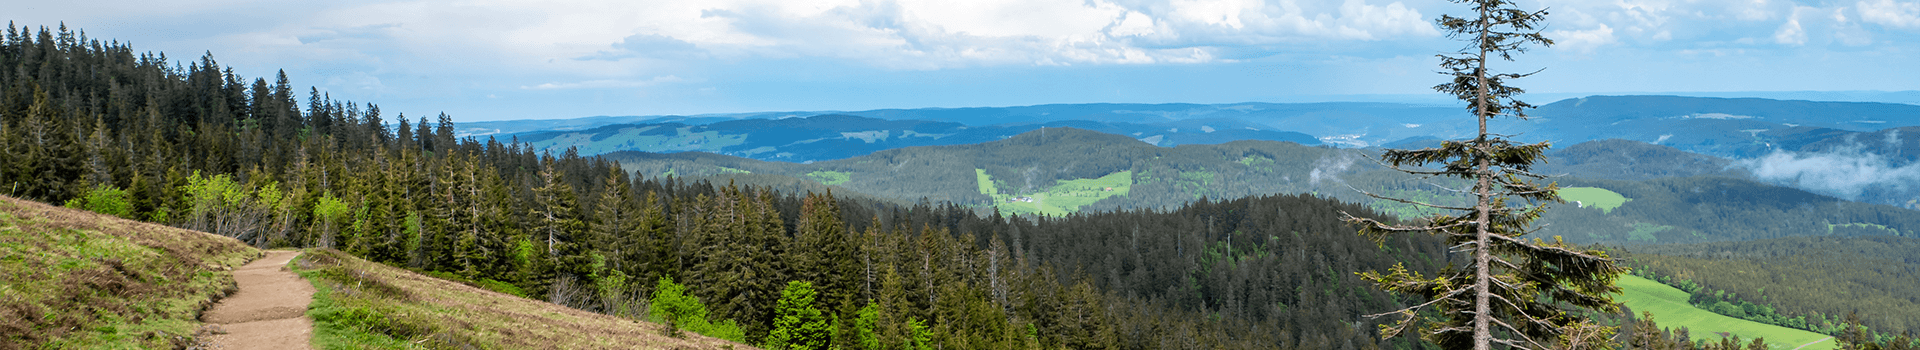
[1560,187,1630,213]
[977,169,1132,216]
[1616,275,1835,350]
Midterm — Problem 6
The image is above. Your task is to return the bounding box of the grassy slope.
[293,249,752,349]
[977,169,1132,216]
[1616,275,1835,350]
[0,195,258,349]
[1559,187,1629,213]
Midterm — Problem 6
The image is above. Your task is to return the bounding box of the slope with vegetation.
[0,195,257,348]
[1626,236,1920,339]
[294,248,748,349]
[1613,275,1835,350]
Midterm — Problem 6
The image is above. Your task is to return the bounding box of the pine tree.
[769,281,832,350]
[1341,0,1627,348]
[529,155,585,298]
[790,192,861,314]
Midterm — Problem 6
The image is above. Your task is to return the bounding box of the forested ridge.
[0,23,1472,349]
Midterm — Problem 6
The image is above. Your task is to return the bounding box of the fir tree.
[1342,0,1627,348]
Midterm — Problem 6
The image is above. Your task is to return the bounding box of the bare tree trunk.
[1472,5,1496,350]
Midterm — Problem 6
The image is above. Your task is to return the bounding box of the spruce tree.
[530,156,584,297]
[1342,0,1627,348]
[769,281,831,350]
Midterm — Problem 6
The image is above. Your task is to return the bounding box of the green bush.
[62,183,132,218]
[649,276,746,343]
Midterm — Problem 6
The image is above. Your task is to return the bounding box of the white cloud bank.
[1742,149,1920,200]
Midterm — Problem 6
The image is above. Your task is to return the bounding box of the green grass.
[805,171,852,186]
[0,196,257,348]
[1627,223,1673,243]
[977,169,1132,216]
[1616,275,1835,350]
[294,249,747,349]
[1559,187,1630,213]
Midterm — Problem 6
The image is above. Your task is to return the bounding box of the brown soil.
[200,250,314,350]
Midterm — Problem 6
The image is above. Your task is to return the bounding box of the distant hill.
[605,127,1377,214]
[1512,95,1920,158]
[1541,139,1750,181]
[515,114,1318,163]
[597,128,1920,247]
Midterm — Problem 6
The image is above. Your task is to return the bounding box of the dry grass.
[0,195,259,349]
[295,248,755,350]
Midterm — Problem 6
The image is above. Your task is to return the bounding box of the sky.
[14,0,1920,122]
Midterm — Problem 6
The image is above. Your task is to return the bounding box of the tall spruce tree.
[1341,0,1627,349]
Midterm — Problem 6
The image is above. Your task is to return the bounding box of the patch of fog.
[1654,134,1673,144]
[1201,126,1216,133]
[1138,135,1164,145]
[1310,153,1359,186]
[1888,129,1903,149]
[1854,120,1888,124]
[1740,148,1920,200]
[1403,123,1422,128]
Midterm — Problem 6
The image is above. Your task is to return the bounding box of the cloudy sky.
[15,0,1920,121]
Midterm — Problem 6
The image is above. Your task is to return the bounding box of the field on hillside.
[1560,187,1630,213]
[0,195,258,348]
[1616,275,1834,350]
[977,169,1132,216]
[294,248,750,349]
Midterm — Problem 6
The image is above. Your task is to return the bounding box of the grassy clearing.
[1627,222,1674,243]
[294,249,750,349]
[977,169,1132,216]
[1616,275,1834,350]
[1560,187,1630,213]
[805,171,850,186]
[0,195,258,349]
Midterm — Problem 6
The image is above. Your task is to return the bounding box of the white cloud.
[1551,23,1617,53]
[1858,0,1920,29]
[1743,149,1920,200]
[1774,15,1808,45]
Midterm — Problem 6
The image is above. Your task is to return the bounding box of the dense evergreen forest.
[0,23,1472,349]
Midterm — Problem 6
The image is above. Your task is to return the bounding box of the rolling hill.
[512,114,1319,163]
[596,128,1920,247]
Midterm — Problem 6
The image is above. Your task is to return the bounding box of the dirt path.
[201,250,314,350]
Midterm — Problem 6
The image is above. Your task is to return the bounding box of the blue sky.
[15,0,1920,121]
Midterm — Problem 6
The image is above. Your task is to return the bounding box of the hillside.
[604,127,1376,213]
[293,248,750,349]
[1541,139,1750,181]
[0,195,258,348]
[1627,236,1920,337]
[513,114,1318,163]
